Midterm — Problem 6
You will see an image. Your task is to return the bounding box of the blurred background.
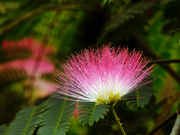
[0,0,180,134]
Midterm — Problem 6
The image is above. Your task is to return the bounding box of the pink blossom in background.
[2,38,55,57]
[34,79,55,98]
[54,45,154,105]
[0,38,56,98]
[21,58,55,77]
[1,38,55,77]
[0,59,55,77]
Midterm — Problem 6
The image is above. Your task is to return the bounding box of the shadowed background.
[0,0,180,135]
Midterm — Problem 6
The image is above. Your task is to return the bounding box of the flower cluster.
[54,45,154,105]
[1,38,55,98]
[1,38,55,77]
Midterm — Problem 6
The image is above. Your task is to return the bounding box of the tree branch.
[0,4,76,36]
[147,112,177,135]
[27,11,60,105]
[133,34,180,84]
[149,59,180,64]
[0,4,106,37]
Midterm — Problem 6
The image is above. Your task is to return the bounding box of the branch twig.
[133,34,180,84]
[147,112,177,135]
[149,59,180,64]
[0,4,107,37]
[28,11,59,105]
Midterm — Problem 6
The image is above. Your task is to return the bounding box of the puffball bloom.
[54,45,154,105]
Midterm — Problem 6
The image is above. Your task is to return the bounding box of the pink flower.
[54,45,154,105]
[2,38,55,58]
[20,58,55,77]
[0,59,55,77]
[1,38,55,77]
[0,38,56,99]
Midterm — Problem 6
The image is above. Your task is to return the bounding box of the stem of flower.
[111,105,126,135]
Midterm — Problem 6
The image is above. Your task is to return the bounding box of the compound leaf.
[78,102,109,126]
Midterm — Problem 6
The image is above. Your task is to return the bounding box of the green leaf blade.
[0,125,8,135]
[123,82,153,108]
[78,102,109,126]
[37,95,76,135]
[7,107,36,135]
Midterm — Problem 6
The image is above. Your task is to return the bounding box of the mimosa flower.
[2,38,55,57]
[54,45,154,105]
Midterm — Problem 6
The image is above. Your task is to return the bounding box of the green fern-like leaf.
[0,125,8,135]
[7,107,37,135]
[123,83,153,108]
[25,102,47,135]
[78,102,109,126]
[145,11,180,99]
[0,68,27,89]
[7,101,46,135]
[106,1,153,31]
[101,0,112,7]
[37,95,76,135]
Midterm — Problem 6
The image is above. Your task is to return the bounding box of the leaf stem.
[111,105,126,135]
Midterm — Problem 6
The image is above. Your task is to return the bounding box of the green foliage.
[105,1,154,31]
[4,95,76,135]
[25,102,47,135]
[0,0,180,134]
[8,107,37,135]
[88,119,115,135]
[145,8,180,99]
[101,0,112,7]
[0,68,27,89]
[0,85,25,126]
[66,117,88,135]
[78,102,109,126]
[38,96,76,135]
[0,125,8,135]
[123,82,153,108]
[7,101,46,135]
